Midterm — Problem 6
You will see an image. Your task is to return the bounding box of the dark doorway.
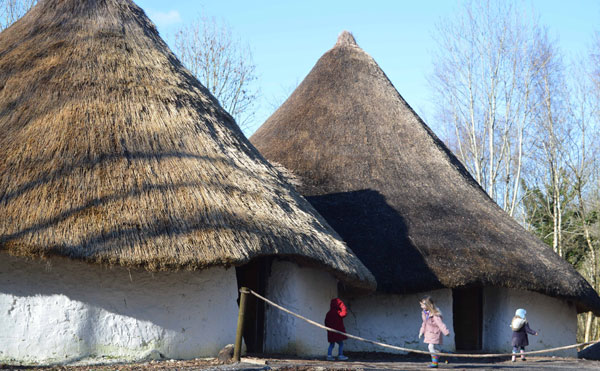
[453,287,483,351]
[235,257,272,354]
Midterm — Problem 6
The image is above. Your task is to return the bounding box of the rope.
[242,288,600,358]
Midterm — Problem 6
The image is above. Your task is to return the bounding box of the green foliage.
[521,175,598,269]
[521,180,554,246]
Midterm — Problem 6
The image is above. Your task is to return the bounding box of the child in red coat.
[324,298,348,361]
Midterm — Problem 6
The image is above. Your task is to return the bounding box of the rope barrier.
[242,288,600,358]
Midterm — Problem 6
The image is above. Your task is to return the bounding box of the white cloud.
[148,10,182,29]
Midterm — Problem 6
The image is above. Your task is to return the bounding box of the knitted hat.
[515,308,526,318]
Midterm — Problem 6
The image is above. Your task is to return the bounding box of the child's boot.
[429,354,439,368]
[520,349,526,361]
[511,353,516,362]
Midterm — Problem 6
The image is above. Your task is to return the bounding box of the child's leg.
[428,343,439,366]
[520,347,526,360]
[337,341,344,356]
[327,342,335,356]
[512,346,518,362]
[336,341,349,360]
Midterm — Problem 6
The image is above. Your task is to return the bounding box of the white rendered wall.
[344,289,455,354]
[263,260,337,356]
[0,253,239,365]
[482,287,577,357]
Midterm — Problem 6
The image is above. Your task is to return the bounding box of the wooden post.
[233,287,249,362]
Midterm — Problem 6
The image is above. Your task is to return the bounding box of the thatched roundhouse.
[251,31,600,356]
[0,2,375,364]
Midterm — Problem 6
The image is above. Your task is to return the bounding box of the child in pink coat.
[419,296,450,368]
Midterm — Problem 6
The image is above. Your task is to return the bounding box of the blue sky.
[135,0,600,137]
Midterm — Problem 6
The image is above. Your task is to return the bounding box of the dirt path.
[3,354,600,371]
[261,356,600,370]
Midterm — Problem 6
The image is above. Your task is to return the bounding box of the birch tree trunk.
[531,36,569,258]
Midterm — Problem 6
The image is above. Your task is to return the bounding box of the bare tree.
[429,0,545,216]
[592,32,600,96]
[569,87,600,341]
[572,32,600,343]
[592,33,600,144]
[529,35,572,258]
[265,79,299,114]
[0,0,35,31]
[173,17,258,132]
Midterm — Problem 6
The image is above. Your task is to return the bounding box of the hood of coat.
[330,298,344,311]
[511,316,526,331]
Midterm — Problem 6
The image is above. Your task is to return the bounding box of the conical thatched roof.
[0,2,375,291]
[251,31,600,314]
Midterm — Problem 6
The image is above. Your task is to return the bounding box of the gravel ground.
[2,353,600,371]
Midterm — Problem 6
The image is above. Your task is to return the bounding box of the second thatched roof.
[251,31,600,314]
[0,1,375,291]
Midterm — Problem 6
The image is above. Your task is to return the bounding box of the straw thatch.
[250,31,600,314]
[0,2,375,291]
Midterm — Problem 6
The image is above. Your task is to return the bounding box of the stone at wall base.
[217,344,235,364]
[142,349,164,361]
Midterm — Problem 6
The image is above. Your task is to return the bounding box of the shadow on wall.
[307,189,441,294]
[0,253,237,334]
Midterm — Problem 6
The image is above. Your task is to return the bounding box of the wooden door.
[235,257,271,354]
[452,287,483,351]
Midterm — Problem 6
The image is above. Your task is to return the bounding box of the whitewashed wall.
[0,253,239,365]
[263,260,337,356]
[344,286,576,357]
[344,289,455,354]
[482,287,577,357]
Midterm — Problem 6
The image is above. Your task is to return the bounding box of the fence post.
[233,287,249,362]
